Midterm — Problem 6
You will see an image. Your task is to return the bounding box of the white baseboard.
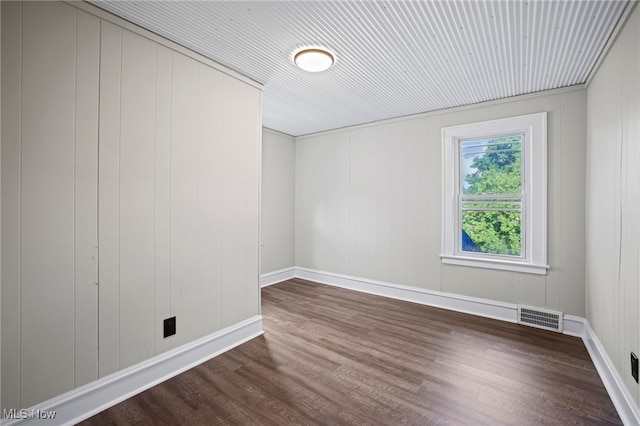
[583,320,640,426]
[295,266,519,323]
[260,267,296,288]
[1,316,263,426]
[294,267,589,339]
[562,314,586,338]
[291,267,639,425]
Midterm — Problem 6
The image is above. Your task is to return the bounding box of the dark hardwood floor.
[81,278,621,425]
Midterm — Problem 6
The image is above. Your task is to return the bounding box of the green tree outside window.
[460,135,523,256]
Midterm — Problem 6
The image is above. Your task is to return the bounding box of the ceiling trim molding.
[66,0,263,90]
[263,127,296,139]
[585,0,639,88]
[296,84,586,140]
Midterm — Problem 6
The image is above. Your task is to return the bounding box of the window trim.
[441,112,548,275]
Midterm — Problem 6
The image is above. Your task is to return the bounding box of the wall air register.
[517,306,563,333]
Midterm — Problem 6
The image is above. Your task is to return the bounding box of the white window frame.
[441,112,548,275]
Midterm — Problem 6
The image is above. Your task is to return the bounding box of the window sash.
[457,196,526,258]
[459,133,525,197]
[456,133,526,259]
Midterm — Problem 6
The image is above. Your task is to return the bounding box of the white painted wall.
[261,129,295,274]
[296,87,587,316]
[1,1,261,411]
[586,4,640,408]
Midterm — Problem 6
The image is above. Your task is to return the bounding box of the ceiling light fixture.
[294,48,335,72]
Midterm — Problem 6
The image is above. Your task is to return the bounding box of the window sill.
[440,255,549,275]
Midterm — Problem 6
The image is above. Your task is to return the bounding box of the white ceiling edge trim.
[585,1,639,88]
[67,0,263,90]
[296,84,586,141]
[263,127,296,139]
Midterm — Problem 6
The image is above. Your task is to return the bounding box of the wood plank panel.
[454,103,498,125]
[119,30,157,368]
[620,12,640,402]
[494,270,516,303]
[295,133,350,275]
[524,273,547,308]
[404,118,431,289]
[585,5,640,407]
[220,74,241,328]
[294,140,312,271]
[154,45,173,355]
[218,74,262,323]
[420,115,443,291]
[1,0,23,411]
[98,20,123,378]
[74,9,100,388]
[197,64,223,336]
[260,129,295,274]
[559,91,587,317]
[600,33,619,383]
[451,266,497,300]
[586,40,622,357]
[20,1,76,406]
[236,98,251,322]
[373,126,394,282]
[544,93,563,312]
[82,279,621,426]
[349,127,378,279]
[510,271,530,305]
[323,134,350,275]
[229,75,251,323]
[388,122,409,285]
[170,52,200,347]
[241,82,262,319]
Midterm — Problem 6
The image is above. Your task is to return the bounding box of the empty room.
[2,0,640,425]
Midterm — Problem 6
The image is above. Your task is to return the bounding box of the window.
[441,113,548,274]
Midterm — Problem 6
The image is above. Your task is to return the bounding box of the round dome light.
[294,48,335,72]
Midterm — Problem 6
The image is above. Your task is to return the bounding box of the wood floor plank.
[81,278,622,425]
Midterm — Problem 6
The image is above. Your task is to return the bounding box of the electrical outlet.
[632,352,639,384]
[164,316,176,338]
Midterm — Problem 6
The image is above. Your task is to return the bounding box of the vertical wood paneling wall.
[1,1,20,411]
[295,87,587,317]
[1,1,261,410]
[20,2,77,406]
[261,129,295,274]
[586,5,640,408]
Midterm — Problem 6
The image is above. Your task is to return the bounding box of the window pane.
[460,136,522,195]
[461,209,521,256]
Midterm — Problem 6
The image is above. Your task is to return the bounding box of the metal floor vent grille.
[517,306,563,332]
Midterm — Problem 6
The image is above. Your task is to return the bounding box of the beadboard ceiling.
[89,0,630,137]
